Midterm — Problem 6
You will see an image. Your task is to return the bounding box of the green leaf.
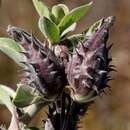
[71,90,96,103]
[52,4,69,24]
[39,17,60,44]
[67,34,85,51]
[32,0,50,18]
[85,18,103,37]
[0,38,26,67]
[0,84,15,113]
[0,85,19,130]
[68,34,85,44]
[61,23,77,37]
[58,2,93,32]
[49,13,57,24]
[52,4,69,15]
[13,84,42,108]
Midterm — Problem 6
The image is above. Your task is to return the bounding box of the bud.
[66,16,115,103]
[7,26,67,101]
[54,45,69,65]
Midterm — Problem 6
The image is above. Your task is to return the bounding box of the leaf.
[0,84,15,113]
[67,34,85,51]
[0,85,20,130]
[85,18,103,37]
[72,90,96,103]
[0,38,26,67]
[49,13,57,24]
[52,4,69,16]
[68,34,85,44]
[32,0,50,18]
[39,17,60,44]
[13,84,42,108]
[58,2,93,32]
[51,4,69,24]
[61,23,77,37]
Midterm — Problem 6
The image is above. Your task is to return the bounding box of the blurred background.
[0,0,130,130]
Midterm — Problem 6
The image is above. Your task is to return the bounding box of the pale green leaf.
[71,90,96,103]
[61,23,77,37]
[0,86,19,130]
[68,34,85,44]
[13,84,42,108]
[0,38,26,67]
[32,0,50,18]
[39,17,60,43]
[58,2,93,32]
[49,13,57,24]
[85,18,103,37]
[0,84,15,113]
[52,4,69,24]
[67,34,85,51]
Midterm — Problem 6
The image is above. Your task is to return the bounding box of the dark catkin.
[7,26,67,101]
[66,16,115,103]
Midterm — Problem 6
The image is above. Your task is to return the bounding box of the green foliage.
[63,33,85,52]
[0,85,15,113]
[64,18,105,53]
[72,91,96,103]
[68,33,85,43]
[61,23,77,37]
[39,17,60,44]
[32,1,93,45]
[58,2,93,33]
[67,18,104,49]
[0,38,26,67]
[32,0,50,18]
[85,18,103,37]
[51,4,69,24]
[13,84,42,108]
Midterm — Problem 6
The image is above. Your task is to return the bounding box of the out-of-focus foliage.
[0,0,130,130]
[0,84,15,113]
[0,38,26,66]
